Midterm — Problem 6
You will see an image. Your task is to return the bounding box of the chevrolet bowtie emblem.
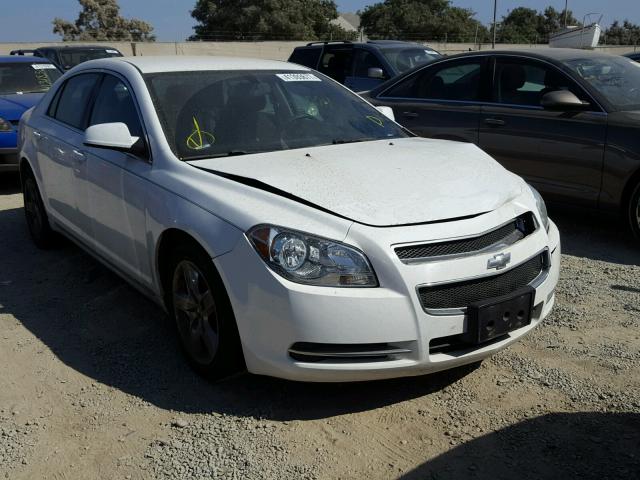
[487,252,511,270]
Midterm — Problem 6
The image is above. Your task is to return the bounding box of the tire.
[22,172,56,249]
[166,243,245,381]
[628,181,640,240]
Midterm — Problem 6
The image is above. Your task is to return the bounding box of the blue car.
[0,56,62,171]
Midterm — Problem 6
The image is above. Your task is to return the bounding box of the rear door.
[373,57,488,143]
[478,55,607,206]
[37,72,101,241]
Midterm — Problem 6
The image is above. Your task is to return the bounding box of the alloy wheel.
[172,260,219,365]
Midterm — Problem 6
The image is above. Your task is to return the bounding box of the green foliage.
[603,20,640,45]
[359,0,488,42]
[496,6,580,43]
[52,0,155,42]
[190,0,355,41]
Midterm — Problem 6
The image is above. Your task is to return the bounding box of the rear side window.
[289,48,321,68]
[53,73,100,129]
[382,60,483,101]
[89,75,143,137]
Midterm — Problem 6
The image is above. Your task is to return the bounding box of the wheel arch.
[620,166,640,214]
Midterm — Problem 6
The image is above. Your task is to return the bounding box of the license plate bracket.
[464,286,534,345]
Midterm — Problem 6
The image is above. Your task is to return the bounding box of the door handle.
[402,111,419,118]
[72,149,86,160]
[484,118,506,127]
[32,130,42,138]
[55,147,65,155]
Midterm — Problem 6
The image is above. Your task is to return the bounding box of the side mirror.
[541,90,590,111]
[84,122,139,151]
[375,105,395,121]
[367,67,385,80]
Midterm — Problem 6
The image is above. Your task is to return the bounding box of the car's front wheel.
[22,173,56,249]
[167,244,244,381]
[629,181,640,240]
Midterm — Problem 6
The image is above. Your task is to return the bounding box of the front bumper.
[216,209,560,382]
[0,145,19,172]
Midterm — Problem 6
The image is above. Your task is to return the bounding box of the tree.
[53,0,155,42]
[603,20,640,45]
[496,6,580,44]
[359,0,488,42]
[190,0,355,41]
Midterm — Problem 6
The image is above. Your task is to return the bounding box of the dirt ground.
[0,171,639,480]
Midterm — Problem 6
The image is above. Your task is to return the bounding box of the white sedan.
[18,56,560,382]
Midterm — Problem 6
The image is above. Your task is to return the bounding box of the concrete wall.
[2,41,638,61]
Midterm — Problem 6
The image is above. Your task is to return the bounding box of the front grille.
[418,252,547,311]
[396,212,536,261]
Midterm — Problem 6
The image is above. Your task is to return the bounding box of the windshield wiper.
[331,137,375,145]
[183,150,250,161]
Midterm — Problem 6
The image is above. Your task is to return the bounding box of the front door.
[479,56,607,206]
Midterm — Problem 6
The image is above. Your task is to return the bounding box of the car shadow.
[0,205,478,419]
[548,204,640,266]
[0,172,21,195]
[397,412,640,480]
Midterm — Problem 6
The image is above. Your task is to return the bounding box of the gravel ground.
[0,172,639,480]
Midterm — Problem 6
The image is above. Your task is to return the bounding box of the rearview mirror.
[375,106,395,121]
[368,67,385,80]
[84,122,139,151]
[541,90,590,111]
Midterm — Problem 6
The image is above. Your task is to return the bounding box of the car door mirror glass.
[375,106,395,121]
[84,122,139,151]
[368,67,385,79]
[541,90,590,111]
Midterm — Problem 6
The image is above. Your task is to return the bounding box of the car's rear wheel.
[167,244,244,380]
[22,174,56,249]
[629,181,640,240]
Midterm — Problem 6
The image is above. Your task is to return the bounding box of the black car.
[364,48,640,238]
[624,52,640,62]
[288,40,441,91]
[10,45,123,71]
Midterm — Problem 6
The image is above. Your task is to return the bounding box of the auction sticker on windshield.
[276,73,321,82]
[32,64,57,70]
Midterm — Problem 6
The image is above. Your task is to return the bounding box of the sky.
[0,1,639,42]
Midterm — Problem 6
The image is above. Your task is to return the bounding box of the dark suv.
[288,40,441,91]
[10,45,123,72]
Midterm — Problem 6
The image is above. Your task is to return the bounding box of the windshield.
[145,70,407,160]
[0,62,61,95]
[563,55,640,111]
[59,49,122,70]
[379,46,442,73]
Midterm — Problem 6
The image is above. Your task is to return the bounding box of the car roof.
[80,56,309,74]
[443,47,622,62]
[0,55,52,64]
[299,40,428,49]
[36,45,121,52]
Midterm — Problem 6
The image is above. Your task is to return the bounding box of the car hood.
[0,93,44,121]
[188,138,524,227]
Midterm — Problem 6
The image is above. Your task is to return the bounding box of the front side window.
[145,70,407,160]
[318,48,353,83]
[494,58,589,107]
[89,75,143,137]
[562,55,640,111]
[0,62,62,95]
[53,73,101,129]
[382,60,483,101]
[352,50,386,78]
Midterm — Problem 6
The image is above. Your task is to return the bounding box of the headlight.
[0,117,12,132]
[528,185,550,232]
[247,225,378,287]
